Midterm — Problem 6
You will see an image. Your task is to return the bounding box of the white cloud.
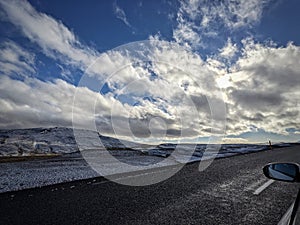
[0,39,227,141]
[0,0,135,82]
[57,64,73,82]
[0,0,98,70]
[0,36,299,142]
[0,0,298,143]
[0,40,35,77]
[87,39,225,139]
[173,17,201,48]
[225,40,300,136]
[0,75,114,129]
[173,0,272,48]
[113,2,132,28]
[184,0,271,29]
[219,38,238,59]
[222,137,249,144]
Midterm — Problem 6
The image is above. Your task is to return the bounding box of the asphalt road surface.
[1,146,300,225]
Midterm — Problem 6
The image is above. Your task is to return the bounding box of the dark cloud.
[230,90,284,111]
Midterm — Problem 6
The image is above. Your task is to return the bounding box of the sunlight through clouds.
[0,0,299,143]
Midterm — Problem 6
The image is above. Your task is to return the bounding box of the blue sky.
[0,0,300,144]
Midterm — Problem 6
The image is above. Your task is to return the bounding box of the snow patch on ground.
[0,127,296,193]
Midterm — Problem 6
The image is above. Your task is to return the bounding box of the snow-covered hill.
[0,127,296,158]
[0,127,140,156]
[0,127,297,193]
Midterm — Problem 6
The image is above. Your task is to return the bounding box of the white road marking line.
[91,180,110,185]
[92,167,177,185]
[245,178,267,191]
[278,203,294,225]
[253,180,275,195]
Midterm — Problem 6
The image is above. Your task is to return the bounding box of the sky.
[0,0,300,144]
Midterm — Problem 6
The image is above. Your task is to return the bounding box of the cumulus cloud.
[225,40,300,136]
[0,0,299,143]
[173,8,201,48]
[0,76,74,128]
[0,0,137,82]
[0,0,98,70]
[206,0,271,29]
[78,39,225,141]
[0,75,119,130]
[0,38,226,142]
[219,38,238,59]
[173,0,272,48]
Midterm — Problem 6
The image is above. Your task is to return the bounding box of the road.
[1,146,300,225]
